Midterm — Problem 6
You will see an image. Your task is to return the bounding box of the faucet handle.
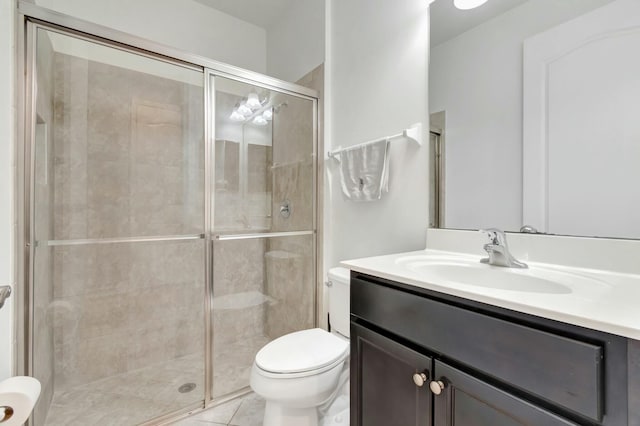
[479,228,507,245]
[520,225,538,234]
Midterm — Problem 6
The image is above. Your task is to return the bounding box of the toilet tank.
[328,267,351,338]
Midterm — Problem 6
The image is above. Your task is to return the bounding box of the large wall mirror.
[428,0,640,239]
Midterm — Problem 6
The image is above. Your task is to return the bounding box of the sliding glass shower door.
[26,18,318,426]
[210,76,317,398]
[30,28,206,425]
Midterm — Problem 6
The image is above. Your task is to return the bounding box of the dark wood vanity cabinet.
[351,323,432,426]
[432,360,576,426]
[350,272,632,426]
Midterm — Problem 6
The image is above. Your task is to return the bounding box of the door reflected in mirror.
[429,0,640,239]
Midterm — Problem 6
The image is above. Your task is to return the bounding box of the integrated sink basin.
[344,248,640,340]
[395,255,608,295]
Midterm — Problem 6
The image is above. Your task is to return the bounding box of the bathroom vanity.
[344,251,640,426]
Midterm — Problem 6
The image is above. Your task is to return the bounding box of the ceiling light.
[253,116,268,126]
[230,110,245,122]
[246,92,261,110]
[262,109,273,121]
[454,0,488,10]
[237,102,252,116]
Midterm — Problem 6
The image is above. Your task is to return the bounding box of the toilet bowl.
[250,267,351,426]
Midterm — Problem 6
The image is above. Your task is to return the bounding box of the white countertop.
[342,249,640,340]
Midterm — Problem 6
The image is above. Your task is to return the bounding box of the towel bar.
[327,122,422,161]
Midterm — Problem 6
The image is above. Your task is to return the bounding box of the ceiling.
[430,0,528,47]
[193,0,296,29]
[196,0,527,48]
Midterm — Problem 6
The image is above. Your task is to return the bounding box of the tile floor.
[173,385,350,426]
[172,392,265,426]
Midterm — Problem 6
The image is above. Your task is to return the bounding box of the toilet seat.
[255,328,349,378]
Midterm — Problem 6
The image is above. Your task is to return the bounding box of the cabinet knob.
[412,372,428,387]
[429,380,446,395]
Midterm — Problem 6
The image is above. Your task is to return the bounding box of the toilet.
[250,267,351,426]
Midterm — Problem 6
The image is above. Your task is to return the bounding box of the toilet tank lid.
[328,267,350,285]
[255,328,349,374]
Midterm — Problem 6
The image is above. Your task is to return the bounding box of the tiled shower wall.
[44,56,321,405]
[211,237,268,398]
[212,91,272,397]
[50,52,205,391]
[51,55,203,240]
[210,71,319,394]
[264,65,322,339]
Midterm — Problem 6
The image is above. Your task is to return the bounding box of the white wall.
[427,228,640,276]
[266,0,325,83]
[35,0,267,74]
[325,0,430,270]
[0,0,15,381]
[429,0,612,232]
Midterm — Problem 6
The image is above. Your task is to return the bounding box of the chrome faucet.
[479,228,527,268]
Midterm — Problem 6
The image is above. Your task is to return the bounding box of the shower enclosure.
[19,6,318,425]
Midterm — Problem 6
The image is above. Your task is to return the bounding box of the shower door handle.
[0,286,11,310]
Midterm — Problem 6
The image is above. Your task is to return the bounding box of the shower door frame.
[15,2,320,424]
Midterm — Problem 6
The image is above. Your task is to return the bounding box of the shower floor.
[43,336,269,426]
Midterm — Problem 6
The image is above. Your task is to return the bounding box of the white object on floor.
[0,376,41,426]
[250,267,351,426]
[338,140,390,201]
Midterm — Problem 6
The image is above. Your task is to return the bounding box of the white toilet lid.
[255,328,349,374]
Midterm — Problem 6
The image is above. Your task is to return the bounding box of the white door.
[522,0,640,238]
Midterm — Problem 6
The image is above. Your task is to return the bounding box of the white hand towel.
[338,139,390,201]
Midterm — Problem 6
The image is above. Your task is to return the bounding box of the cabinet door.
[351,322,432,426]
[432,360,577,426]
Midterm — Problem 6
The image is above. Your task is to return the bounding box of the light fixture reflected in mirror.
[246,92,261,110]
[253,115,268,126]
[237,102,252,116]
[230,109,245,121]
[454,0,488,10]
[229,92,274,124]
